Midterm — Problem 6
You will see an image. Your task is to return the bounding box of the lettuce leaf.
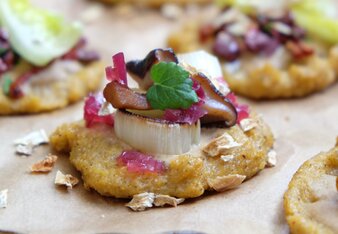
[0,0,82,66]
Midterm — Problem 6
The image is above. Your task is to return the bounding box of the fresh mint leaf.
[146,62,198,110]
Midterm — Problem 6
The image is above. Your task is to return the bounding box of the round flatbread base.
[50,114,274,199]
[0,61,104,115]
[96,0,211,7]
[284,142,338,234]
[167,22,338,99]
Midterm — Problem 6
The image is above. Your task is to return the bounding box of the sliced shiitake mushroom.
[192,72,237,127]
[126,48,178,90]
[103,81,151,110]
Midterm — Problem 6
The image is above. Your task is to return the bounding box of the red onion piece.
[105,52,127,86]
[163,102,207,124]
[84,93,114,127]
[212,31,240,62]
[245,28,279,56]
[117,150,165,174]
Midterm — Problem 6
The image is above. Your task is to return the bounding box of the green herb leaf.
[146,62,198,110]
[0,0,82,66]
[2,74,12,95]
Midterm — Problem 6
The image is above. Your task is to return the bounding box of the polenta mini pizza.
[0,0,103,114]
[167,0,338,99]
[95,0,211,7]
[50,49,274,211]
[284,140,338,234]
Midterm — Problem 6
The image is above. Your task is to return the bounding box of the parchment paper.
[0,1,337,233]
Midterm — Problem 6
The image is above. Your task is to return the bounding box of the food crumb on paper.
[0,189,8,208]
[266,150,277,167]
[126,193,185,211]
[54,170,79,189]
[31,154,58,173]
[14,129,49,156]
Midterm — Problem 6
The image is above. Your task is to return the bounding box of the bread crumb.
[208,174,246,192]
[266,150,277,168]
[220,155,235,163]
[0,189,8,208]
[126,193,185,211]
[154,195,184,207]
[203,132,242,157]
[14,129,49,156]
[126,192,155,211]
[31,154,58,173]
[54,170,79,189]
[240,118,257,132]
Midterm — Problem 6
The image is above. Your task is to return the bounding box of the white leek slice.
[178,51,230,95]
[114,110,200,155]
[0,0,82,66]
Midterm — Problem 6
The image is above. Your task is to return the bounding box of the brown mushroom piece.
[192,72,237,127]
[103,81,151,110]
[126,48,178,90]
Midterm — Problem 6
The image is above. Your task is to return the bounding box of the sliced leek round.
[114,110,200,155]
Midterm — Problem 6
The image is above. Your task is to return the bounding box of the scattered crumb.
[266,150,277,168]
[0,189,8,208]
[101,214,105,218]
[80,4,104,24]
[240,118,257,132]
[126,192,155,211]
[54,170,79,189]
[284,116,290,122]
[126,193,185,211]
[31,154,58,173]
[208,174,246,192]
[154,195,184,207]
[203,132,243,157]
[14,129,49,156]
[161,4,183,20]
[15,144,33,156]
[220,155,235,163]
[98,101,114,116]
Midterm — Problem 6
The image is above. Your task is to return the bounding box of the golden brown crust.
[0,61,104,115]
[50,114,274,198]
[284,144,338,234]
[167,21,338,99]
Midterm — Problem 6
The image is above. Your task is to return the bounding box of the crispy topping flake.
[31,154,58,173]
[14,129,49,146]
[220,155,235,163]
[15,143,33,156]
[14,129,49,156]
[154,195,185,207]
[126,192,155,211]
[54,170,79,189]
[240,118,257,132]
[266,150,277,168]
[208,174,246,192]
[0,189,8,208]
[126,193,185,211]
[203,132,243,157]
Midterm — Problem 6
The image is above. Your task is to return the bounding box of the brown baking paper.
[0,1,338,233]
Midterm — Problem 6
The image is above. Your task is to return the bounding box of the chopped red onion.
[117,150,165,174]
[212,31,241,62]
[163,102,207,124]
[105,52,127,86]
[245,28,278,55]
[84,93,114,127]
